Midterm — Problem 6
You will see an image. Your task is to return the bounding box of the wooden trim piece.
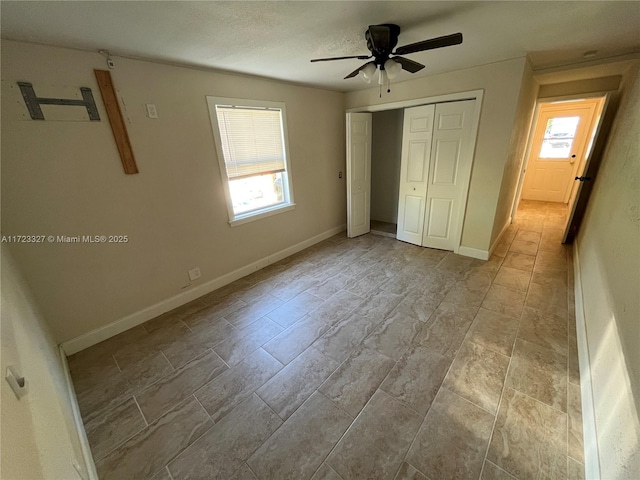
[94,69,139,174]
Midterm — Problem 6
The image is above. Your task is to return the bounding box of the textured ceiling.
[1,1,639,92]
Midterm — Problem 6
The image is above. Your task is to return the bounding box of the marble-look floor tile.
[113,322,191,369]
[481,460,518,480]
[229,464,259,480]
[569,335,580,385]
[509,239,539,256]
[525,282,568,315]
[363,311,423,361]
[412,302,478,359]
[256,347,339,420]
[266,292,326,328]
[270,273,321,302]
[470,254,505,273]
[224,293,284,329]
[311,463,343,480]
[319,345,395,417]
[482,285,526,318]
[352,290,405,319]
[535,250,567,270]
[436,253,475,277]
[327,390,423,480]
[262,315,330,364]
[84,398,147,462]
[506,339,567,412]
[248,392,352,480]
[195,348,283,423]
[442,340,509,414]
[568,382,584,463]
[567,457,585,480]
[458,268,495,293]
[312,314,382,363]
[162,319,236,368]
[168,395,282,480]
[305,274,354,300]
[213,318,283,366]
[96,397,212,480]
[392,286,442,322]
[502,252,535,273]
[347,267,392,297]
[305,290,363,327]
[406,388,494,480]
[136,350,227,423]
[466,308,519,357]
[518,307,567,355]
[487,388,567,480]
[493,266,531,292]
[380,343,451,416]
[76,351,173,424]
[182,296,246,333]
[149,467,173,480]
[394,462,428,480]
[443,283,487,307]
[515,230,541,244]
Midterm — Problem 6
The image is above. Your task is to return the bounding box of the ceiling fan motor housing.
[365,24,401,67]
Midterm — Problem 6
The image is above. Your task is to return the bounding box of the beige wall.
[371,109,403,224]
[576,64,640,479]
[1,40,346,343]
[346,57,527,252]
[490,61,539,245]
[1,245,91,479]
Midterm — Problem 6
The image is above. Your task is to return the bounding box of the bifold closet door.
[346,112,372,238]
[422,99,476,250]
[396,104,435,246]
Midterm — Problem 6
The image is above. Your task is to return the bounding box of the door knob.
[575,176,592,181]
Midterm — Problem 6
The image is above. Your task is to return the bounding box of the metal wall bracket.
[17,82,100,121]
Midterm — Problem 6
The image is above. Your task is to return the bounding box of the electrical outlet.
[145,103,158,119]
[188,267,201,281]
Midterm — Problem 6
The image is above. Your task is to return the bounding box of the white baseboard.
[456,245,490,260]
[61,225,346,355]
[59,345,98,480]
[572,243,601,480]
[489,215,512,256]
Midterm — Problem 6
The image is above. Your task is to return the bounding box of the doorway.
[514,95,607,241]
[346,90,483,255]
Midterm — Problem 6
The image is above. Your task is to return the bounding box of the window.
[207,97,294,225]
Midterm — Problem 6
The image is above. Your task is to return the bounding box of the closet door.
[422,99,476,250]
[346,112,372,237]
[396,104,435,246]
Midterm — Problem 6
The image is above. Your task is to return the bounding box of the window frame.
[206,96,295,226]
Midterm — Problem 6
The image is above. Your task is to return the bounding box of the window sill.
[229,203,296,227]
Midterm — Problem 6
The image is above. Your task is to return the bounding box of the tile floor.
[70,200,585,480]
[370,219,397,237]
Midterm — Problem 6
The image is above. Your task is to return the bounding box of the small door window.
[539,116,580,159]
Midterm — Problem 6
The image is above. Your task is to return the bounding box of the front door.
[522,101,598,203]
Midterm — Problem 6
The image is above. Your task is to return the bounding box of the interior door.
[346,112,372,238]
[422,100,476,250]
[522,102,597,203]
[396,104,435,245]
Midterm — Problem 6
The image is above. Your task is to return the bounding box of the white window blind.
[215,105,286,179]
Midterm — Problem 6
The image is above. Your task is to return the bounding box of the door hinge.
[575,176,592,182]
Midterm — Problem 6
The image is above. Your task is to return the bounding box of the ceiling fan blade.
[344,61,375,79]
[310,55,371,63]
[392,56,425,74]
[367,24,391,54]
[394,32,463,56]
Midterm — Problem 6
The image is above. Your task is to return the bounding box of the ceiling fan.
[310,24,462,89]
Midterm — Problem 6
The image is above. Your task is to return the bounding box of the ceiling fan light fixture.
[378,67,388,85]
[359,63,377,83]
[384,59,402,79]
